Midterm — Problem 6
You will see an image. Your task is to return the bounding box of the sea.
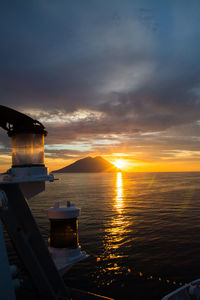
[5,172,200,299]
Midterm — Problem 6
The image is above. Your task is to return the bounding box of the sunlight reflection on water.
[115,172,124,213]
[98,172,133,284]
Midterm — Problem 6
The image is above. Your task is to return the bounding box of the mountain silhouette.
[53,156,121,173]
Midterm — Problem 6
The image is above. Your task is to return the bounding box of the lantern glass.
[50,218,78,248]
[11,133,45,167]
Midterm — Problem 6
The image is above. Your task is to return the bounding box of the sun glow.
[114,159,126,169]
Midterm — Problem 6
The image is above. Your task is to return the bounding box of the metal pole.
[0,221,16,300]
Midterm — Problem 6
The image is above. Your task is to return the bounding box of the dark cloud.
[1,0,200,165]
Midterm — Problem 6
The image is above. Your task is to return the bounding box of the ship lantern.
[0,105,47,168]
[8,118,47,168]
[0,105,53,199]
[47,201,87,273]
[11,131,46,168]
[47,201,80,249]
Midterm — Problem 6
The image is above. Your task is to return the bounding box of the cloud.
[1,0,200,167]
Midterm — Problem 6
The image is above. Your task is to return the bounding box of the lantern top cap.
[47,201,80,219]
[0,105,47,136]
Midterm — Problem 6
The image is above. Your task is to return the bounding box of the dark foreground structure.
[0,105,114,300]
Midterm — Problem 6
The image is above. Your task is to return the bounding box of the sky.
[1,0,200,172]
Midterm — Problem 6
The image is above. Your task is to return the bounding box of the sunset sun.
[114,159,126,169]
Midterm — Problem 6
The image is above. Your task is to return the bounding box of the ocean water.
[6,172,200,299]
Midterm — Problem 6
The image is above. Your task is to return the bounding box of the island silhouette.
[53,156,121,173]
